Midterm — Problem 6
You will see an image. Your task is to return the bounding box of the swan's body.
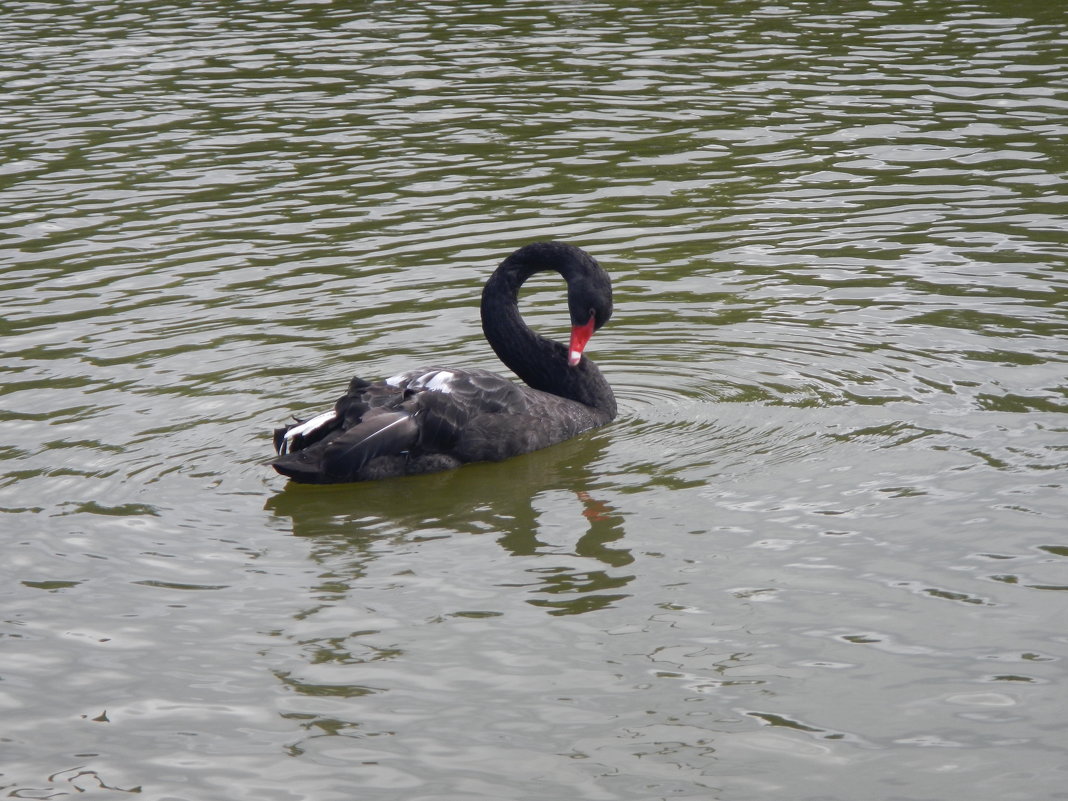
[270,242,614,484]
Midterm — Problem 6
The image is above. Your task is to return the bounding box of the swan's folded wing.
[414,368,529,413]
[320,411,419,481]
[406,368,530,450]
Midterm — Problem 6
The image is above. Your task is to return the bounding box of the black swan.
[269,241,615,483]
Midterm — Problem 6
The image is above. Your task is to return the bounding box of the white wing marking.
[282,410,337,453]
[405,369,455,394]
[424,371,455,394]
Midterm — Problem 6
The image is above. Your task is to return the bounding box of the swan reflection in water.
[265,428,633,616]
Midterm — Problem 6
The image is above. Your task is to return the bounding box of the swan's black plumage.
[270,241,615,484]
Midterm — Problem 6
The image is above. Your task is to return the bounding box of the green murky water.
[2,2,1066,799]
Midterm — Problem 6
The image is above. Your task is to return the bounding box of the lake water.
[2,1,1066,799]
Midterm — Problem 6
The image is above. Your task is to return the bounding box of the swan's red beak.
[568,314,596,367]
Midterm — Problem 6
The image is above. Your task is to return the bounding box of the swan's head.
[565,253,612,367]
[493,241,613,367]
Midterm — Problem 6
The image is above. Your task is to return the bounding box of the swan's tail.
[271,410,418,483]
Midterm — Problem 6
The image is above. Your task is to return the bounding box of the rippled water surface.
[3,1,1067,799]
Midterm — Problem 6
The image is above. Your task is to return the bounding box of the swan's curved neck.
[481,249,616,418]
